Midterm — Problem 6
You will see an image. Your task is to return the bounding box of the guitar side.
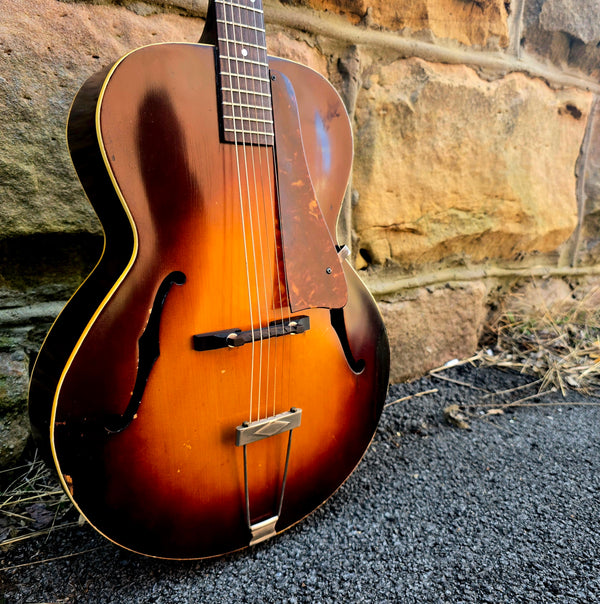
[28,64,136,457]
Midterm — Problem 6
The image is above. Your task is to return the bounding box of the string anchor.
[249,516,279,546]
[235,408,302,545]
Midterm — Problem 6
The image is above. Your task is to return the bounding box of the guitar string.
[245,0,292,522]
[252,2,299,523]
[250,5,294,422]
[247,0,276,423]
[225,0,272,423]
[234,0,273,423]
[264,10,288,421]
[218,0,257,422]
[229,0,270,423]
[249,0,284,420]
[230,0,279,423]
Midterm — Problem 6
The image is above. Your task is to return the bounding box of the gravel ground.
[2,363,600,603]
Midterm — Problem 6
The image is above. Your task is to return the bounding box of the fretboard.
[215,0,274,146]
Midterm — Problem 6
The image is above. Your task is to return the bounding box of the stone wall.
[1,0,599,466]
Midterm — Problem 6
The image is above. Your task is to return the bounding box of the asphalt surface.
[2,363,600,603]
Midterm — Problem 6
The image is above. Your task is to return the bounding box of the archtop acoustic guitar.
[28,0,390,559]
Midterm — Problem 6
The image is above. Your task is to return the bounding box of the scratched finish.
[29,43,388,559]
[271,70,347,312]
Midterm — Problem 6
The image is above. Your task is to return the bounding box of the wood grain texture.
[29,43,389,559]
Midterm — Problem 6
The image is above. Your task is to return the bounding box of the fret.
[224,116,273,129]
[216,18,266,35]
[224,127,274,137]
[220,71,270,84]
[223,101,272,113]
[221,80,270,92]
[223,115,274,125]
[220,64,269,84]
[221,96,272,112]
[221,87,271,99]
[219,56,268,69]
[218,39,268,54]
[215,0,263,14]
[227,135,275,146]
[220,40,267,56]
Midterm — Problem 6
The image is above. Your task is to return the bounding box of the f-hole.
[330,308,366,374]
[104,271,186,433]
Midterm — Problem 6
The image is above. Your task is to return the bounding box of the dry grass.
[482,286,600,397]
[0,452,74,549]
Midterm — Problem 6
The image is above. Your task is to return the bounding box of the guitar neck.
[215,0,275,146]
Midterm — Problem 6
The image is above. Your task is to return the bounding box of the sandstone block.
[352,58,592,268]
[499,278,574,316]
[575,104,600,265]
[280,0,509,47]
[380,281,487,382]
[0,0,201,240]
[0,349,30,468]
[522,0,600,79]
[539,0,600,45]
